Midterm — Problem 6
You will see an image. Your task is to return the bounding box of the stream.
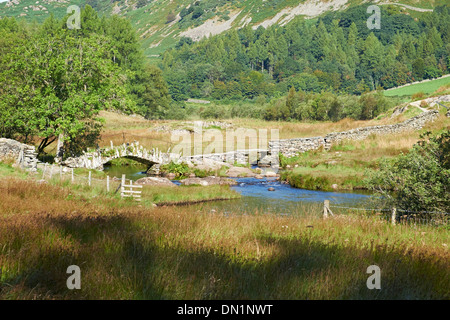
[103,165,373,215]
[188,177,372,216]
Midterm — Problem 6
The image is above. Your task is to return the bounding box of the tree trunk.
[37,136,57,157]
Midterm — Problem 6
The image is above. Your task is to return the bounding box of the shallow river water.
[104,165,373,216]
[185,177,372,216]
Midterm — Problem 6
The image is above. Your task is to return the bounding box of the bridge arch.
[102,155,159,170]
[62,141,173,170]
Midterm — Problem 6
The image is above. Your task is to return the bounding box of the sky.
[0,0,8,3]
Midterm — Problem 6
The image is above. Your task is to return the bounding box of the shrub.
[412,91,425,101]
[367,130,450,213]
[166,12,176,24]
[159,162,191,178]
[420,100,429,108]
[193,168,214,178]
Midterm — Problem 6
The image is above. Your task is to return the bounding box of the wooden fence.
[40,164,142,202]
[120,174,142,202]
[323,200,449,226]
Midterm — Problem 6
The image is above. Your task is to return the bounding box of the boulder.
[265,171,278,177]
[163,172,176,179]
[193,158,231,171]
[258,154,279,167]
[180,176,237,186]
[226,166,256,177]
[135,177,177,187]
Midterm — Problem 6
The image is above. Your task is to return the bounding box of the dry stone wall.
[271,110,440,158]
[269,137,329,158]
[0,138,38,171]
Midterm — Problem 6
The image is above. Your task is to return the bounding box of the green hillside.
[1,0,448,58]
[384,76,450,97]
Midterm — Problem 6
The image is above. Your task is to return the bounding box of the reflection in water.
[103,165,148,181]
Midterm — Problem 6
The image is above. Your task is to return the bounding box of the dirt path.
[378,2,433,12]
[408,95,450,110]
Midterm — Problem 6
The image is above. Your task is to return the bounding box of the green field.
[384,76,450,97]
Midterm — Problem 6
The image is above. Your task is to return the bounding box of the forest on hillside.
[161,5,450,105]
[1,3,449,154]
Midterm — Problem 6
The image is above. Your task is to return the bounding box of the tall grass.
[0,178,448,299]
[280,113,450,190]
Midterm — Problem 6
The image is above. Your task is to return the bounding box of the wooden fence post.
[391,207,397,225]
[323,200,334,218]
[71,168,74,183]
[88,171,92,187]
[19,147,24,169]
[59,166,62,180]
[107,175,110,192]
[42,163,47,180]
[121,174,126,198]
[324,200,329,218]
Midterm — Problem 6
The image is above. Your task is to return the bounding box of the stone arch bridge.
[62,141,181,170]
[62,141,275,170]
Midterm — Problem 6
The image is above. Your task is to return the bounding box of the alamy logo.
[67,5,81,30]
[366,265,381,290]
[367,5,381,30]
[66,265,81,290]
[171,122,279,169]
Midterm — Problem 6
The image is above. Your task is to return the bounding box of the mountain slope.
[0,0,446,58]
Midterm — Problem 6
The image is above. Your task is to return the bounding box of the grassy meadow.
[0,174,449,300]
[384,76,450,97]
[281,111,450,190]
[1,99,449,300]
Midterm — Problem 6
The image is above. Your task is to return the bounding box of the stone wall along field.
[271,110,439,158]
[0,138,38,171]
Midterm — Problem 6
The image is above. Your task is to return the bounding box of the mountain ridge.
[0,0,446,58]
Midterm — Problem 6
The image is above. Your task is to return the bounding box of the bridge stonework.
[62,141,180,170]
[182,149,270,166]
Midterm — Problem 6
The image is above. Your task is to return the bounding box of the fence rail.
[120,174,142,202]
[39,164,142,202]
[324,200,449,226]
